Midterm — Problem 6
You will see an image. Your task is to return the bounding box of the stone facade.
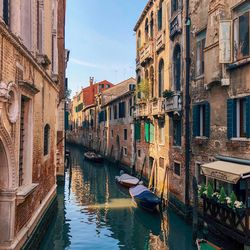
[0,0,65,249]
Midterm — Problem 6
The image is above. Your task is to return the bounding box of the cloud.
[70,58,108,70]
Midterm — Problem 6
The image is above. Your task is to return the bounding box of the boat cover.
[129,185,148,197]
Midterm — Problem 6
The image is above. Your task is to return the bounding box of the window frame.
[44,124,50,156]
[173,161,181,177]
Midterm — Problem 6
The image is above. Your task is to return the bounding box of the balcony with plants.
[198,182,250,244]
[162,89,182,113]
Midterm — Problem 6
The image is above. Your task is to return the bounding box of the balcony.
[151,98,165,117]
[202,197,250,245]
[155,31,165,52]
[170,12,182,40]
[140,41,153,66]
[134,102,150,118]
[164,92,182,113]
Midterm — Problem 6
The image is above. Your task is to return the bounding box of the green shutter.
[246,96,250,138]
[227,99,236,139]
[135,121,141,141]
[204,102,210,138]
[145,121,150,143]
[192,105,200,137]
[149,122,154,143]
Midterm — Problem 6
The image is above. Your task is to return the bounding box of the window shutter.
[204,102,210,138]
[246,96,250,138]
[145,121,150,143]
[219,20,232,63]
[149,122,155,143]
[135,121,141,140]
[227,99,236,139]
[192,105,200,137]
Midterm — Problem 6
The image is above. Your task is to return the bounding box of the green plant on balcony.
[152,97,158,102]
[162,89,174,99]
[206,183,214,199]
[219,187,227,204]
[135,79,150,102]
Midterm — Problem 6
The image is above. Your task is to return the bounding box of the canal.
[39,145,196,250]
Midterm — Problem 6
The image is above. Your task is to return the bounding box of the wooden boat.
[84,152,103,162]
[196,239,222,250]
[129,185,161,212]
[115,173,140,188]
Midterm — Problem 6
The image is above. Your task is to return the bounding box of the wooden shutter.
[227,99,236,139]
[145,121,150,143]
[149,122,154,143]
[219,20,232,63]
[204,102,210,138]
[135,121,141,140]
[192,105,200,137]
[246,96,250,138]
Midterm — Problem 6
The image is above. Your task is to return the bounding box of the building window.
[106,84,110,88]
[137,30,141,55]
[195,162,206,185]
[3,0,9,25]
[114,105,117,119]
[124,129,128,140]
[196,30,206,76]
[173,44,181,91]
[159,157,164,169]
[119,102,126,118]
[123,147,128,156]
[135,121,141,141]
[172,0,180,14]
[138,149,141,158]
[150,66,154,98]
[227,97,250,139]
[173,119,181,146]
[37,0,44,53]
[150,12,154,38]
[158,59,164,97]
[109,107,112,120]
[233,11,250,61]
[173,162,181,177]
[193,102,210,138]
[159,120,165,144]
[145,121,154,143]
[44,124,50,156]
[158,1,163,31]
[111,130,114,138]
[145,18,149,42]
[129,98,133,116]
[19,96,32,186]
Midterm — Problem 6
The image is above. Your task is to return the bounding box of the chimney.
[89,77,94,86]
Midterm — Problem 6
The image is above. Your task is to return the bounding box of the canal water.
[39,145,196,250]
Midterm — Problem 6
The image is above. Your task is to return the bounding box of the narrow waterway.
[39,145,195,250]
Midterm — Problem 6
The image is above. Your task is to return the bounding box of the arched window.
[158,1,163,31]
[172,0,179,13]
[150,66,154,98]
[150,12,154,38]
[158,59,164,97]
[137,71,142,99]
[145,18,149,42]
[137,30,141,50]
[44,124,50,156]
[173,45,181,91]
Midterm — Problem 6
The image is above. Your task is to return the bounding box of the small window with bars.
[44,124,50,156]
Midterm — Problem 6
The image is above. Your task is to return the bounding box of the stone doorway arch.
[0,140,9,190]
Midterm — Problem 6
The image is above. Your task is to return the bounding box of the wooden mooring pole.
[192,176,198,244]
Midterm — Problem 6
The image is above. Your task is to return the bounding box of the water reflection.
[39,145,195,250]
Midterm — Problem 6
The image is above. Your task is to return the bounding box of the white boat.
[115,172,140,188]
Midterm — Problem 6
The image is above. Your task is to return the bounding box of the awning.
[201,161,250,184]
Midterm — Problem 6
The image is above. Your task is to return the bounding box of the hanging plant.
[135,79,150,101]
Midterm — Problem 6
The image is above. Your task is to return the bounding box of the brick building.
[71,78,113,130]
[134,0,172,198]
[0,0,66,249]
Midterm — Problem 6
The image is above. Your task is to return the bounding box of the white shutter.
[219,20,232,63]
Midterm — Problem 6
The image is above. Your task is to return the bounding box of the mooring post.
[192,176,198,244]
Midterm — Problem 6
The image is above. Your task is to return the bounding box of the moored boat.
[196,239,222,250]
[115,172,140,188]
[84,151,103,162]
[129,185,161,212]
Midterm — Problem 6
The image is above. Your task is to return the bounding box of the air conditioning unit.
[129,84,136,91]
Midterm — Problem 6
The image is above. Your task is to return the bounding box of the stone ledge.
[16,183,39,205]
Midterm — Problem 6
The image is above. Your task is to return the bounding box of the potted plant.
[163,89,174,99]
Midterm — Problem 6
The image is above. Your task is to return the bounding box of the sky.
[65,0,148,96]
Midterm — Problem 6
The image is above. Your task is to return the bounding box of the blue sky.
[65,0,147,95]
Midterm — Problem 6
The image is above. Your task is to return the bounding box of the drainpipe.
[184,0,191,209]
